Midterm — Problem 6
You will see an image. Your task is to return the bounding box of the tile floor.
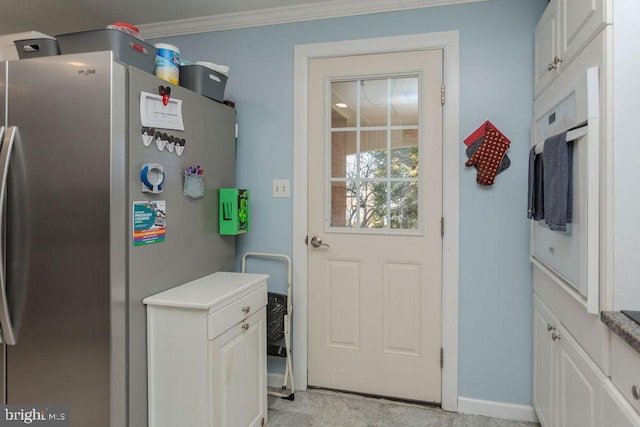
[267,389,540,427]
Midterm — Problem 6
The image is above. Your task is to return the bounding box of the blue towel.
[542,132,573,231]
[527,147,544,221]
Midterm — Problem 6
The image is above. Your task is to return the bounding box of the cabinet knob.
[551,332,561,341]
[547,324,556,332]
[632,385,640,400]
[548,56,563,71]
[241,323,249,331]
[242,306,251,314]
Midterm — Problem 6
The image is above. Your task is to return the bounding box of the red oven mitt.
[465,128,510,186]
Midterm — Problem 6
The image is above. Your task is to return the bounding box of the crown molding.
[137,0,488,39]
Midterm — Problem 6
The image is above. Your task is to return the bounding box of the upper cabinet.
[534,0,611,97]
[534,1,559,97]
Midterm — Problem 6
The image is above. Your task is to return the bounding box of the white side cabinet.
[534,0,610,97]
[144,272,269,427]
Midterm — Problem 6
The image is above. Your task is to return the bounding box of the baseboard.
[457,396,539,423]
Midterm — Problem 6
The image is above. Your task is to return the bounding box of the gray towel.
[527,147,544,221]
[542,132,573,231]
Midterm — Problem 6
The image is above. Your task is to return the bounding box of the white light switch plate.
[272,179,290,198]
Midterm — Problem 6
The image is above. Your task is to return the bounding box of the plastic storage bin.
[14,38,60,59]
[56,29,157,73]
[0,31,55,61]
[179,64,227,102]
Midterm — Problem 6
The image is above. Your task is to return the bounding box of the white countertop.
[143,271,269,311]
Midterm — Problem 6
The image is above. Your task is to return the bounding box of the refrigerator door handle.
[0,126,18,345]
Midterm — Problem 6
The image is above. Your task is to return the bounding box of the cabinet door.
[210,307,267,427]
[534,0,559,97]
[611,334,640,415]
[533,295,557,427]
[556,325,602,427]
[601,381,640,427]
[558,0,608,70]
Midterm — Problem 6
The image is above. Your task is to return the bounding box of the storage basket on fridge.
[56,29,157,73]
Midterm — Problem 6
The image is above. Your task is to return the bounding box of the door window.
[329,76,420,231]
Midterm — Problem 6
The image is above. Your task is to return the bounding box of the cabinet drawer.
[611,335,640,415]
[208,286,267,340]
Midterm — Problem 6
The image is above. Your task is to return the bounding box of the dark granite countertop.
[601,311,640,354]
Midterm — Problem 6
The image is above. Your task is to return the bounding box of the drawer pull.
[632,385,640,400]
[241,323,249,331]
[242,306,251,314]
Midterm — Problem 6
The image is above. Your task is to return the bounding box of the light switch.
[272,179,290,198]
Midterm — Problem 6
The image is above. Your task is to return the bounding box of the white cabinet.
[534,0,610,97]
[144,272,269,427]
[211,308,266,427]
[558,0,609,66]
[555,325,601,427]
[534,295,557,427]
[602,381,640,427]
[533,295,603,427]
[610,335,640,417]
[534,0,559,96]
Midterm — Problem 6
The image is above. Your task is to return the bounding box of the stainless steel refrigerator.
[0,51,236,426]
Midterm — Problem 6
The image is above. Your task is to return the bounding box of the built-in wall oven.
[530,32,604,315]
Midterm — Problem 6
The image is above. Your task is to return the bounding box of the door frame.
[292,31,460,411]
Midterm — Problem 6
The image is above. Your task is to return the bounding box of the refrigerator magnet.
[142,127,155,147]
[133,201,166,246]
[141,163,165,193]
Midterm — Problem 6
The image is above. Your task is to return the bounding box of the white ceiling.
[0,0,488,40]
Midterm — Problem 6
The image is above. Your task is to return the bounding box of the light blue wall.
[155,0,547,406]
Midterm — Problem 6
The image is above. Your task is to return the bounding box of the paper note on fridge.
[140,91,185,131]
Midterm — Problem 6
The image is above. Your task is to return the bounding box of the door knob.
[309,236,330,249]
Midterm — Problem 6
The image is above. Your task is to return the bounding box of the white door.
[307,50,443,403]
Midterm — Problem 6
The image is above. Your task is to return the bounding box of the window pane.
[330,181,349,227]
[390,130,419,178]
[331,81,356,127]
[359,130,387,179]
[391,77,419,126]
[331,131,356,178]
[359,181,388,229]
[390,182,418,230]
[331,180,364,228]
[360,79,388,127]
